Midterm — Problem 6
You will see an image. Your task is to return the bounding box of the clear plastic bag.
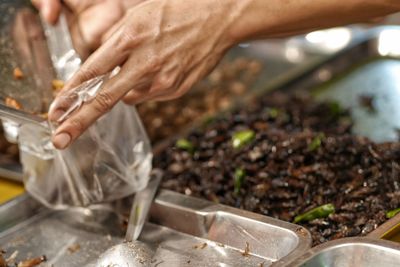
[18,102,152,209]
[13,12,153,209]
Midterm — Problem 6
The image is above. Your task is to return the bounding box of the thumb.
[31,0,62,25]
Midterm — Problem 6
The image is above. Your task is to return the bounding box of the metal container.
[0,0,82,183]
[257,26,400,143]
[276,237,400,267]
[0,190,311,266]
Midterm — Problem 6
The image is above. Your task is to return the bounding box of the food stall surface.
[0,190,311,266]
[2,0,400,264]
[0,178,23,204]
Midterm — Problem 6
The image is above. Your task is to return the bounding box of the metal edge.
[0,165,23,182]
[273,237,400,267]
[0,193,43,233]
[150,189,312,260]
[368,212,400,240]
[209,204,312,264]
[257,26,391,96]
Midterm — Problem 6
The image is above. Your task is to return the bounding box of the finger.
[49,28,129,121]
[102,17,125,43]
[123,65,197,105]
[123,0,147,9]
[65,27,129,90]
[51,64,152,149]
[80,2,124,49]
[51,72,127,149]
[122,89,159,105]
[31,0,41,9]
[148,66,204,103]
[32,0,62,24]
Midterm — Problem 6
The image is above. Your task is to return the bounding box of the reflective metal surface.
[0,190,311,266]
[93,241,154,267]
[277,238,400,267]
[0,0,55,115]
[246,26,400,143]
[370,213,400,243]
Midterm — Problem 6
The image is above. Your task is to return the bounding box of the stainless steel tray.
[0,190,311,266]
[276,237,400,267]
[263,26,400,143]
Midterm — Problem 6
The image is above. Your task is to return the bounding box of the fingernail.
[53,132,71,149]
[48,102,66,121]
[42,6,54,24]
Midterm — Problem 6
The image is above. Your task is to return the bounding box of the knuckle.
[118,28,139,49]
[171,90,186,99]
[173,84,192,98]
[160,76,175,90]
[93,91,114,113]
[147,57,162,71]
[69,117,85,134]
[78,65,102,82]
[153,74,175,92]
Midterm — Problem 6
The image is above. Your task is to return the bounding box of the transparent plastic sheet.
[41,13,81,81]
[16,13,152,209]
[19,102,152,209]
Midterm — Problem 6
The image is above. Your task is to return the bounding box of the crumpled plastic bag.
[18,102,152,209]
[15,12,153,209]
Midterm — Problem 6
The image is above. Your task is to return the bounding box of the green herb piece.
[176,138,194,153]
[234,168,246,195]
[308,133,325,152]
[202,116,216,126]
[294,203,335,223]
[386,208,400,219]
[329,101,342,117]
[267,108,279,119]
[232,130,255,149]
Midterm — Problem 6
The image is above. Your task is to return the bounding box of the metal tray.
[276,237,400,267]
[259,26,400,143]
[0,189,311,266]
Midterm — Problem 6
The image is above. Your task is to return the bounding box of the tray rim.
[369,212,400,240]
[152,190,312,258]
[274,237,400,267]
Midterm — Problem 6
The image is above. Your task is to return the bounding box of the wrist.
[225,0,272,44]
[210,0,257,50]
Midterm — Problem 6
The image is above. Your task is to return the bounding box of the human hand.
[49,0,242,149]
[32,0,145,58]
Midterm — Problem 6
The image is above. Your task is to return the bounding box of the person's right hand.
[32,0,145,58]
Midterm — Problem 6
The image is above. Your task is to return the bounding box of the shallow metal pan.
[0,190,311,266]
